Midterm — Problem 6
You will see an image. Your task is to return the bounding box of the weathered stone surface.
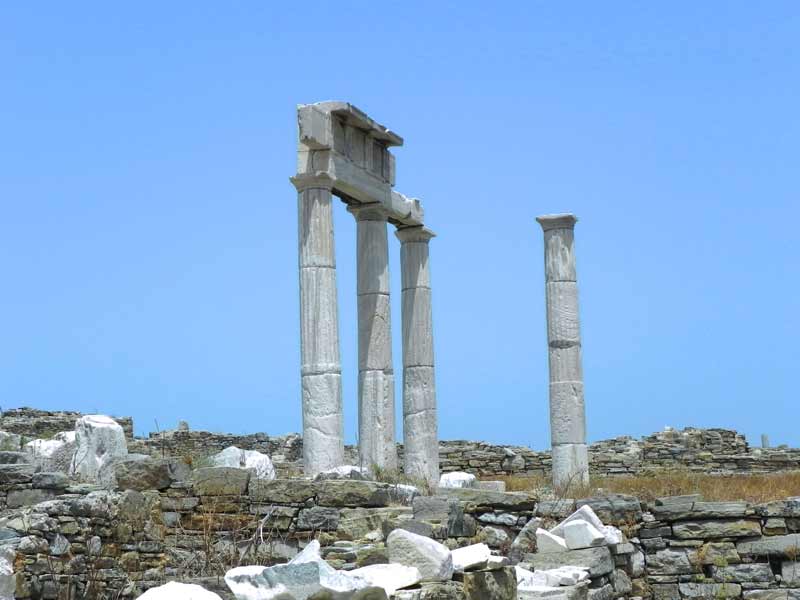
[31,471,68,490]
[0,431,22,451]
[550,505,606,538]
[387,529,454,582]
[743,591,790,600]
[114,457,173,491]
[7,488,57,508]
[697,541,740,565]
[296,507,340,531]
[451,543,492,573]
[737,533,800,556]
[509,517,542,564]
[526,546,613,577]
[249,479,317,504]
[349,563,421,595]
[193,467,250,496]
[782,561,800,585]
[643,548,694,575]
[679,582,741,598]
[0,464,33,484]
[314,466,367,481]
[672,519,761,539]
[436,488,536,511]
[458,567,517,600]
[563,520,606,550]
[337,507,411,541]
[711,563,774,582]
[209,446,276,480]
[0,547,16,600]
[481,526,510,549]
[576,495,642,525]
[317,481,391,508]
[439,472,476,489]
[536,529,568,553]
[25,431,77,473]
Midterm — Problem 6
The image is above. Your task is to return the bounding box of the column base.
[301,372,345,476]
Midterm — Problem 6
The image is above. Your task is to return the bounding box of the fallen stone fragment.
[139,582,223,599]
[210,446,276,480]
[25,431,77,473]
[438,472,476,489]
[549,505,605,539]
[387,528,454,582]
[70,415,128,480]
[348,563,421,595]
[314,465,368,481]
[563,520,606,550]
[451,543,492,572]
[536,528,568,553]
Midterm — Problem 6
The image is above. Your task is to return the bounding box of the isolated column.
[349,203,398,473]
[396,226,440,485]
[536,214,589,489]
[291,174,345,476]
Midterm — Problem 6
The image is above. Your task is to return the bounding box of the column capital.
[347,202,391,222]
[290,172,335,193]
[537,213,578,232]
[395,225,437,243]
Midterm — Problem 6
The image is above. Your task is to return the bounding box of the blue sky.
[1,3,798,448]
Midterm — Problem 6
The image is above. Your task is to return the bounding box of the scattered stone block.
[192,467,250,496]
[387,528,454,582]
[536,529,568,554]
[563,520,606,550]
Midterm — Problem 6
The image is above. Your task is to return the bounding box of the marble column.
[396,226,440,485]
[536,214,589,489]
[291,174,345,476]
[348,203,398,473]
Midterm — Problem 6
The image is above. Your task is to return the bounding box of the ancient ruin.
[537,214,589,489]
[290,102,439,483]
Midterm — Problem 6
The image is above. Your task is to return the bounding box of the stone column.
[396,226,439,485]
[291,174,345,476]
[348,203,398,473]
[536,214,589,489]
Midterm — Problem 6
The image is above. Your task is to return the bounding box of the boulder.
[25,431,77,473]
[387,529,454,582]
[139,582,222,599]
[536,529,568,553]
[563,520,606,550]
[70,415,128,480]
[451,543,492,572]
[439,472,476,489]
[210,446,276,481]
[224,540,387,600]
[349,564,421,595]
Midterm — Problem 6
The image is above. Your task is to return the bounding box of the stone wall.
[0,408,134,441]
[1,460,799,599]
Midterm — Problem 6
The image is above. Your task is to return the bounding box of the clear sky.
[2,3,798,448]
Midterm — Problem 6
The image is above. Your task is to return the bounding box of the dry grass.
[495,470,800,503]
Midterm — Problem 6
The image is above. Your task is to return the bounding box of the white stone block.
[536,528,569,553]
[438,471,476,489]
[451,543,492,572]
[564,519,606,550]
[70,415,128,481]
[550,505,606,539]
[210,446,276,481]
[387,528,453,582]
[301,373,344,475]
[349,563,420,595]
[139,582,222,599]
[0,546,14,600]
[25,431,77,473]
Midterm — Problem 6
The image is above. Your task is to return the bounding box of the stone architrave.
[348,202,398,473]
[536,214,589,489]
[290,173,345,477]
[396,226,440,484]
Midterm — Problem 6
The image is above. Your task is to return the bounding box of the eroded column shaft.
[537,214,589,488]
[350,204,397,472]
[294,176,344,476]
[397,226,439,485]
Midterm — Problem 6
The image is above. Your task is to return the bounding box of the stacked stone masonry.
[1,459,800,599]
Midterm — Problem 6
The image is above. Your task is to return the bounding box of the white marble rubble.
[386,529,454,582]
[0,546,14,600]
[210,446,276,480]
[348,564,421,595]
[224,540,385,600]
[563,520,606,550]
[25,431,77,473]
[549,505,622,545]
[70,415,128,480]
[438,471,476,489]
[314,465,367,481]
[139,582,222,600]
[536,528,568,553]
[451,543,492,572]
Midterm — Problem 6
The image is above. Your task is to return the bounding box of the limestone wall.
[1,462,799,599]
[0,408,134,441]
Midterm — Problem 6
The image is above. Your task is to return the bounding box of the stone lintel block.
[545,282,581,345]
[299,101,403,149]
[389,191,424,226]
[548,345,584,383]
[301,373,344,475]
[358,294,393,370]
[737,533,800,557]
[550,382,586,445]
[248,479,318,504]
[402,287,435,367]
[672,519,762,540]
[300,267,342,374]
[297,186,336,267]
[316,480,392,508]
[358,369,397,472]
[551,444,589,489]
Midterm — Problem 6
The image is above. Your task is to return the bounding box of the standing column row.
[292,175,345,477]
[350,203,398,473]
[396,226,440,485]
[537,214,589,489]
